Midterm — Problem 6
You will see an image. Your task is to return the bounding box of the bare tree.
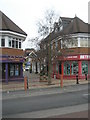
[37,9,60,84]
[28,37,40,50]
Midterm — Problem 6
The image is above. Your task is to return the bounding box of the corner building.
[0,11,27,82]
[39,16,90,80]
[53,17,90,80]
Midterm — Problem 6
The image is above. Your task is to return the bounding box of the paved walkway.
[1,72,89,92]
[6,104,88,118]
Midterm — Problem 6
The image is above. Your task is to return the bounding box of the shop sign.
[67,56,78,59]
[80,55,90,59]
[9,58,23,62]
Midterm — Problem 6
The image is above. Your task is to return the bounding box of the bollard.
[60,75,63,88]
[76,74,79,84]
[24,76,27,91]
[85,74,87,80]
[27,78,29,89]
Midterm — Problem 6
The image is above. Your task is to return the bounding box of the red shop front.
[53,54,90,80]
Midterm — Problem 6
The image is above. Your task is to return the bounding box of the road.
[2,87,88,118]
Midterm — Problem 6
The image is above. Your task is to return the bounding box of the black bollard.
[85,74,87,80]
[76,74,79,84]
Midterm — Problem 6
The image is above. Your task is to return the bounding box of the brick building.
[39,16,90,80]
[0,11,27,82]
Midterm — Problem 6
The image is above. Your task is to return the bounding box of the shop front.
[53,54,90,80]
[0,55,24,82]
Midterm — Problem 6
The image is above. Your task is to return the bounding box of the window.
[71,62,78,75]
[12,40,15,48]
[51,44,53,50]
[80,38,88,47]
[55,41,58,48]
[64,62,70,75]
[8,39,11,47]
[19,41,21,48]
[56,64,58,73]
[15,64,19,76]
[16,41,18,48]
[1,38,5,47]
[82,61,88,74]
[44,44,46,49]
[62,38,78,48]
[9,64,14,76]
[9,64,20,77]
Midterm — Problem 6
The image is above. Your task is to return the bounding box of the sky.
[0,0,89,49]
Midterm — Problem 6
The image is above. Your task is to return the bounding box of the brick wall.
[0,48,24,56]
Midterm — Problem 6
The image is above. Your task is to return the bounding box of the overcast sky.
[0,0,89,49]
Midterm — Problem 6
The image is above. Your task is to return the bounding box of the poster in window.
[15,65,19,76]
[10,65,14,76]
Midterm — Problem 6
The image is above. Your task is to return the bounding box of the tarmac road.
[2,88,88,118]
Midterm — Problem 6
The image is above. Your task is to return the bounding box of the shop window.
[1,38,5,47]
[64,62,70,75]
[56,64,58,73]
[71,62,78,75]
[9,64,14,76]
[82,61,88,74]
[15,64,19,76]
[9,64,20,77]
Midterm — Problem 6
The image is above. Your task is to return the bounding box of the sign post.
[60,74,63,88]
[24,76,27,91]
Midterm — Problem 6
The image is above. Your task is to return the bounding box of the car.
[25,66,30,71]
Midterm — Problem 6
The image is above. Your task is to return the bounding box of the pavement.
[0,71,88,92]
[1,72,89,119]
[1,71,88,100]
[1,72,89,92]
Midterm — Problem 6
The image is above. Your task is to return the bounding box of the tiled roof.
[0,11,27,36]
[42,16,88,43]
[60,16,88,35]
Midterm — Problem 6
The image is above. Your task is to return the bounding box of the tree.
[37,9,60,85]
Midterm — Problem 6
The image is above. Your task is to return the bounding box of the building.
[38,16,90,80]
[24,49,37,72]
[0,11,27,82]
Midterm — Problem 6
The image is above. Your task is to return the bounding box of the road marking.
[83,93,90,96]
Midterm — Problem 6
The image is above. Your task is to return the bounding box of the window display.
[9,64,20,77]
[71,62,78,75]
[10,64,14,76]
[64,61,78,75]
[64,62,70,75]
[56,64,58,73]
[82,61,88,74]
[15,65,19,76]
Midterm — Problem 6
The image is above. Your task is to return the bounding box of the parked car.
[25,66,30,71]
